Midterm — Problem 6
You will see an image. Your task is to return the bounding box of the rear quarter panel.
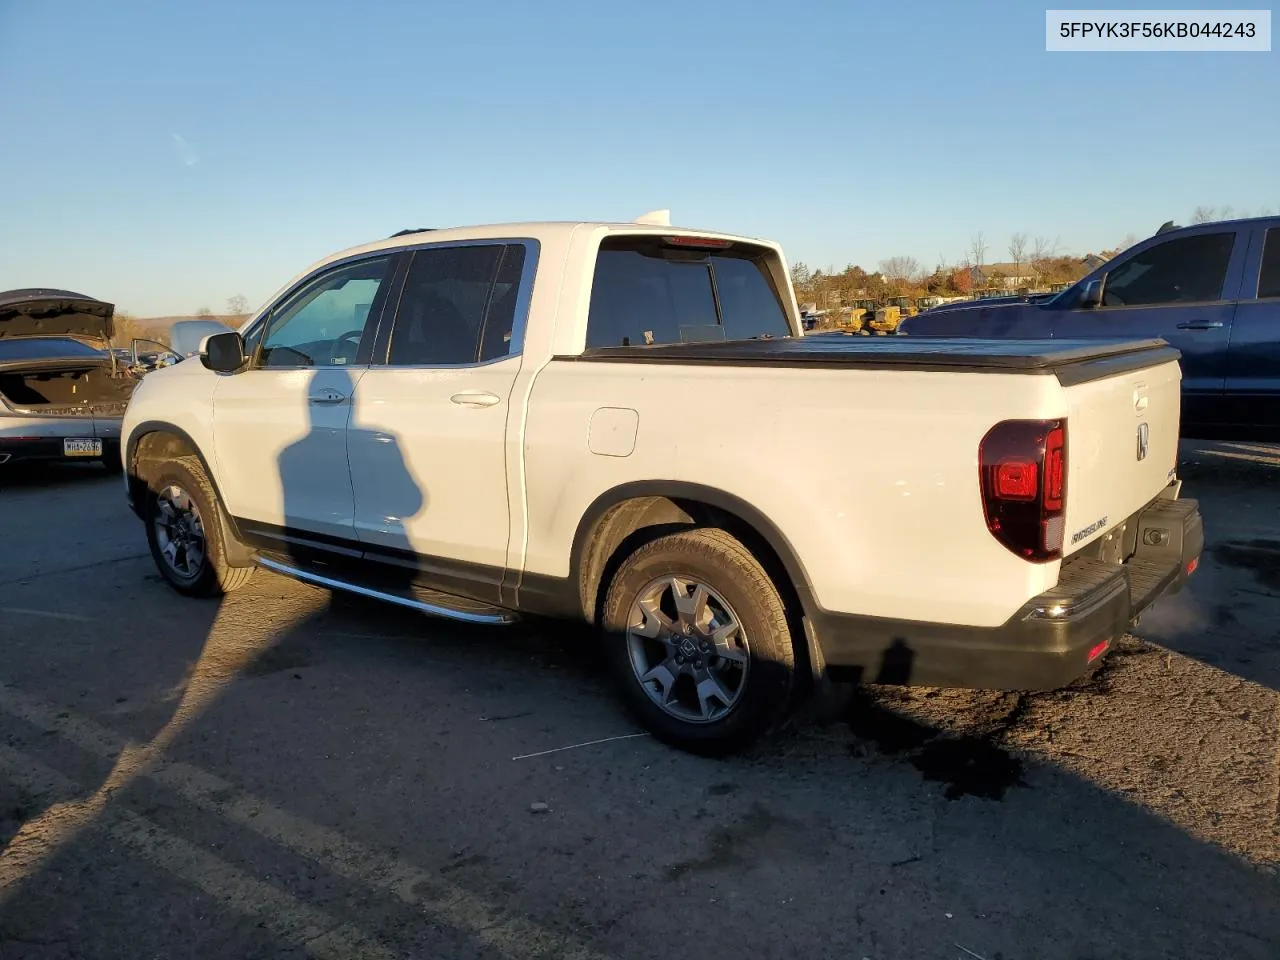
[520,361,1068,629]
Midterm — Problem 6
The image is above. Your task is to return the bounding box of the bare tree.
[1191,205,1217,224]
[195,305,215,319]
[968,231,987,269]
[1008,233,1028,280]
[1029,235,1059,284]
[879,255,921,281]
[226,294,250,315]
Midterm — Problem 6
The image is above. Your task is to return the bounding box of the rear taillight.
[979,419,1068,563]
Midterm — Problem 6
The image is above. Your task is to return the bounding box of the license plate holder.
[63,438,103,457]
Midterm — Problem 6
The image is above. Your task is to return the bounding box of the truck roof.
[237,212,791,335]
[311,219,781,273]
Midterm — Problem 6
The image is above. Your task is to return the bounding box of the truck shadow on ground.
[3,581,1278,959]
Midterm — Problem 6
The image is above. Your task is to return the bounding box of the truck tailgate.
[1060,355,1181,555]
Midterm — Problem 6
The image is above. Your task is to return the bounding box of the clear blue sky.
[0,0,1275,316]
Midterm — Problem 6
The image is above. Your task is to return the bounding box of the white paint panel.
[523,361,1066,628]
[211,367,363,539]
[349,361,518,568]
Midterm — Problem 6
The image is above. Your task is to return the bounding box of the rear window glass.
[0,337,105,361]
[585,238,791,348]
[1259,228,1280,299]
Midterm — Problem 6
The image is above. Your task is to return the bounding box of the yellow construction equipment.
[867,304,901,334]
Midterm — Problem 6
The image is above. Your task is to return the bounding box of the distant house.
[970,261,1036,290]
[1081,252,1112,271]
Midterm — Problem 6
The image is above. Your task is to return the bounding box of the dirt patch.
[663,803,813,881]
[843,688,1029,801]
[242,646,313,677]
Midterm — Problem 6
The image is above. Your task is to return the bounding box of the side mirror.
[200,331,248,373]
[1078,279,1104,309]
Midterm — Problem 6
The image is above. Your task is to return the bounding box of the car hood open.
[0,288,115,343]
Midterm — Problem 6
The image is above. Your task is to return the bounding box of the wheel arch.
[569,481,819,630]
[126,421,254,566]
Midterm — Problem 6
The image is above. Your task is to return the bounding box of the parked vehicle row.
[900,215,1280,440]
[120,214,1204,754]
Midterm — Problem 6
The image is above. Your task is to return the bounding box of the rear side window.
[386,243,526,366]
[0,338,104,361]
[585,237,791,348]
[1101,232,1235,307]
[1258,228,1280,299]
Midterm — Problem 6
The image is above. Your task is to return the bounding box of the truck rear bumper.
[0,435,120,466]
[812,494,1204,691]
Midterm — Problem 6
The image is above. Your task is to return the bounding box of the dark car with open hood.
[0,288,178,470]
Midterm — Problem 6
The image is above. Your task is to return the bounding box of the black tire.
[144,455,254,597]
[600,527,797,756]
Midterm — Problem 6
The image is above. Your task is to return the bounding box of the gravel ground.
[0,440,1277,960]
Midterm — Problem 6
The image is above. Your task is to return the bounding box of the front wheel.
[144,455,254,597]
[601,527,797,756]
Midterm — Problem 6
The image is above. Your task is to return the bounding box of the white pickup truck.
[121,214,1204,754]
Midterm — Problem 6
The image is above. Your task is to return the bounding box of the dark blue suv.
[898,217,1280,440]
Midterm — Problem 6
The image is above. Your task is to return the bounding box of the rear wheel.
[601,527,797,756]
[144,455,254,597]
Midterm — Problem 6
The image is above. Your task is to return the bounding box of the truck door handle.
[450,391,501,407]
[308,388,348,404]
[1176,321,1224,330]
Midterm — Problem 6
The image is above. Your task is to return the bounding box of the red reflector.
[1043,426,1066,511]
[995,461,1038,500]
[1186,556,1199,575]
[1087,640,1110,663]
[662,235,734,249]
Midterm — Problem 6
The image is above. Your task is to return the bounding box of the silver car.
[0,288,174,470]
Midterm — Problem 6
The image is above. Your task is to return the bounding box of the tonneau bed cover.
[559,336,1180,386]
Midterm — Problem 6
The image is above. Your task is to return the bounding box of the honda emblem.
[1136,422,1149,461]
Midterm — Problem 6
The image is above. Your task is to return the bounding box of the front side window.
[255,256,393,368]
[1100,232,1235,307]
[585,237,791,348]
[386,243,525,366]
[1257,228,1280,299]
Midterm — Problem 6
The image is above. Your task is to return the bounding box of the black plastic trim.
[811,493,1204,690]
[235,518,509,607]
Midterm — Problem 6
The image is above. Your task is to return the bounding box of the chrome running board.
[255,556,519,626]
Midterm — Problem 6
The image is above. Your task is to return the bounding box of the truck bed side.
[520,359,1072,629]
